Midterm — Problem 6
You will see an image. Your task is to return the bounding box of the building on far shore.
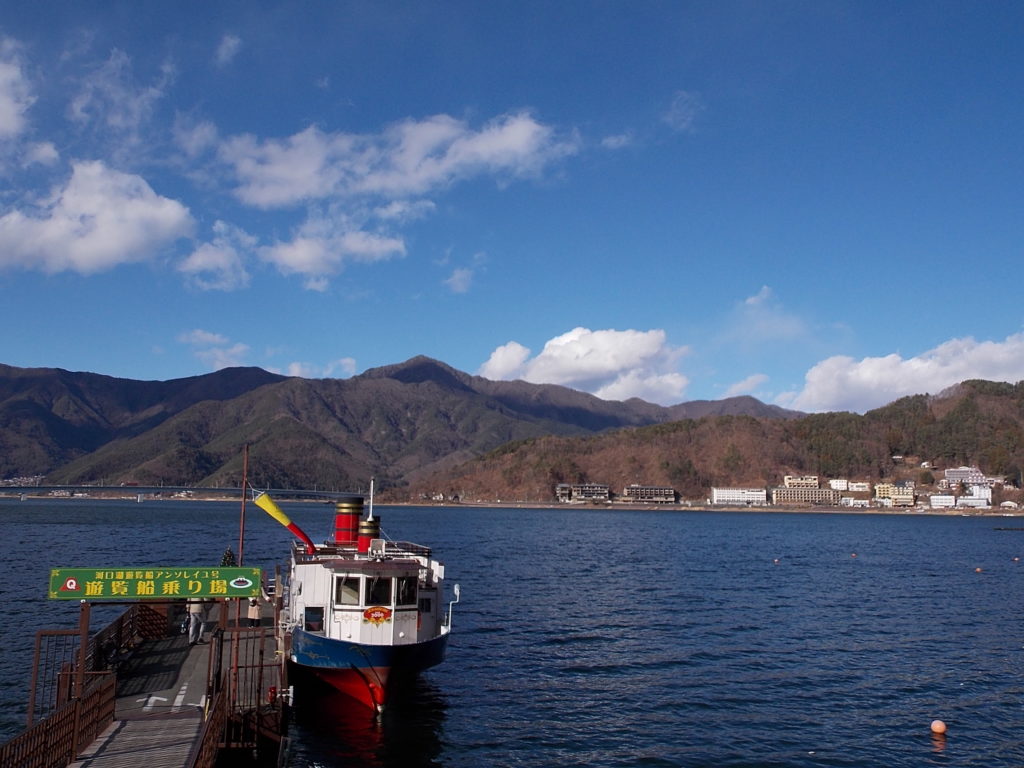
[711,487,768,506]
[772,486,840,505]
[621,484,676,503]
[784,475,820,489]
[874,481,915,507]
[555,482,610,503]
[943,466,987,487]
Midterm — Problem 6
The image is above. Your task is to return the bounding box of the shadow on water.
[287,676,448,768]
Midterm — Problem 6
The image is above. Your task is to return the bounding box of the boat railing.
[292,539,433,562]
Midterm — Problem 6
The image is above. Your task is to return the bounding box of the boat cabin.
[287,540,445,646]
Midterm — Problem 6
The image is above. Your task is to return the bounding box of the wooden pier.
[0,598,288,768]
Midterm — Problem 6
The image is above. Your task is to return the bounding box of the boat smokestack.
[333,497,363,546]
[358,515,380,554]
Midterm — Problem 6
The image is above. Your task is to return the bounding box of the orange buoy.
[975,567,983,573]
[930,719,947,734]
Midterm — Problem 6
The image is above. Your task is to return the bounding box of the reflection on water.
[287,676,447,767]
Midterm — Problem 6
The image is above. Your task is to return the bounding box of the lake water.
[2,499,1023,766]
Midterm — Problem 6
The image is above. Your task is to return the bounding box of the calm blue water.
[2,499,1023,766]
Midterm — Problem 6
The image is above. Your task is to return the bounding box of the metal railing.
[1,601,287,768]
[0,672,115,768]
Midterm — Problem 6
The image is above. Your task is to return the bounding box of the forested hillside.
[401,380,1024,502]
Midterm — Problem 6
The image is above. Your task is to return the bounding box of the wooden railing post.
[71,600,90,759]
[75,601,90,699]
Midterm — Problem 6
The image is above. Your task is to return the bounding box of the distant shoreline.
[3,492,1020,517]
[385,499,1022,516]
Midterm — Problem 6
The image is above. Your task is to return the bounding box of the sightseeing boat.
[255,491,458,713]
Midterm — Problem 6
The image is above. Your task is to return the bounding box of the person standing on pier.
[246,583,270,628]
[187,597,206,644]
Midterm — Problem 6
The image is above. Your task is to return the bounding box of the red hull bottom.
[293,663,392,712]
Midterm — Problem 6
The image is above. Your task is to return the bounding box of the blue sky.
[2,1,1023,414]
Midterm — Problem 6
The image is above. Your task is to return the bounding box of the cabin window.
[304,607,324,633]
[418,597,432,614]
[366,576,392,606]
[396,576,418,607]
[334,575,360,606]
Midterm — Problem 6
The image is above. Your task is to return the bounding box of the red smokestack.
[358,515,380,554]
[333,498,363,546]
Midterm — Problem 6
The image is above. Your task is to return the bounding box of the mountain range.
[0,357,797,493]
[2,359,1021,503]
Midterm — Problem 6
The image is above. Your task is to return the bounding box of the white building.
[848,482,870,492]
[957,497,990,509]
[840,497,869,508]
[829,479,849,491]
[711,487,768,506]
[944,466,988,486]
[967,484,992,501]
[929,495,956,508]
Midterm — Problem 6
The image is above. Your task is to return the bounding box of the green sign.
[49,567,262,600]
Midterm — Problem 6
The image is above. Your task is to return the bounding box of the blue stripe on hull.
[290,627,449,674]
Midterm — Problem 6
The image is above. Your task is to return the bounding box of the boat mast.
[238,443,249,564]
[367,477,375,521]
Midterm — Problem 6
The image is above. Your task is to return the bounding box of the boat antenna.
[367,477,375,521]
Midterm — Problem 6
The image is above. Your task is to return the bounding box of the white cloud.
[22,141,59,166]
[723,286,807,346]
[173,115,219,158]
[600,132,632,149]
[479,341,532,380]
[178,328,249,369]
[67,49,174,153]
[324,357,357,377]
[178,220,254,290]
[663,90,705,133]
[444,267,472,293]
[786,333,1024,413]
[214,110,575,290]
[285,361,319,377]
[0,160,193,273]
[215,34,242,66]
[479,327,689,405]
[220,125,354,207]
[178,329,228,346]
[594,369,690,404]
[745,285,773,306]
[199,342,249,369]
[220,111,578,209]
[0,38,33,139]
[374,199,435,221]
[273,357,357,378]
[724,373,769,398]
[259,208,405,288]
[259,230,404,284]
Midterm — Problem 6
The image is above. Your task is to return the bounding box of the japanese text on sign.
[49,567,262,600]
